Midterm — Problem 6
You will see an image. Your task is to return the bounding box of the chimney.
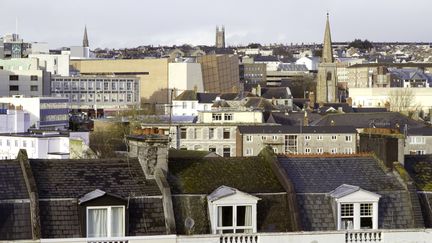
[338,107,344,113]
[127,134,169,179]
[303,112,309,126]
[256,84,262,97]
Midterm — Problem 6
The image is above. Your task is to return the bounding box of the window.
[317,135,323,140]
[331,148,337,154]
[344,148,353,154]
[272,135,278,140]
[87,206,125,237]
[360,203,373,229]
[305,135,311,140]
[410,136,425,144]
[182,102,187,109]
[209,128,215,139]
[6,140,10,147]
[192,102,196,109]
[30,75,38,81]
[245,148,253,156]
[317,148,323,154]
[209,147,216,153]
[223,128,230,139]
[9,75,18,81]
[272,147,278,153]
[23,140,27,147]
[223,147,231,157]
[9,85,19,91]
[331,135,337,141]
[193,128,201,139]
[212,113,222,121]
[341,203,354,230]
[305,148,311,154]
[410,150,426,155]
[31,85,38,91]
[216,205,253,233]
[261,136,267,141]
[208,186,259,235]
[15,140,18,147]
[246,135,253,142]
[285,135,298,154]
[345,135,352,142]
[224,113,233,121]
[180,128,187,139]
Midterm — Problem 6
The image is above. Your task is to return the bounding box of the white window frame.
[331,135,337,141]
[246,135,253,142]
[215,204,255,234]
[305,148,311,154]
[245,148,253,156]
[345,135,352,142]
[337,202,378,230]
[344,148,353,154]
[317,135,323,140]
[86,205,125,238]
[272,147,278,154]
[331,148,337,154]
[305,135,311,140]
[317,148,323,154]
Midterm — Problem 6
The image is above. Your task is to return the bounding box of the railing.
[345,231,382,242]
[220,235,258,243]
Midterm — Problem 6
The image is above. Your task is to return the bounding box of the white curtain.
[111,207,124,237]
[88,209,107,237]
[244,206,252,233]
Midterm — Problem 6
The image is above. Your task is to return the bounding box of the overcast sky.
[1,0,431,49]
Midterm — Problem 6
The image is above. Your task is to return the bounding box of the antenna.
[15,17,18,35]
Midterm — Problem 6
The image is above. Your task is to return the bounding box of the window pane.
[218,206,233,227]
[341,204,354,216]
[360,217,373,229]
[88,208,107,237]
[342,218,354,230]
[111,207,124,237]
[360,203,372,216]
[237,206,252,226]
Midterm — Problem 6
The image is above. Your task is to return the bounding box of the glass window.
[216,205,253,234]
[209,128,215,139]
[223,147,230,157]
[246,135,253,142]
[180,128,187,139]
[331,135,337,140]
[341,204,354,230]
[317,135,323,140]
[223,128,230,139]
[87,206,125,237]
[224,113,233,121]
[346,135,352,142]
[212,113,222,121]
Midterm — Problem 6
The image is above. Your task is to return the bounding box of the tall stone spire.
[83,26,89,47]
[322,13,333,63]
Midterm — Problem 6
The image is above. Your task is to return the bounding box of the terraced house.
[0,134,431,243]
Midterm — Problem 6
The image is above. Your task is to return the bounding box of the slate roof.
[0,160,28,200]
[244,97,276,111]
[30,158,161,199]
[197,93,218,103]
[261,87,292,99]
[407,127,432,136]
[237,125,357,134]
[277,63,308,72]
[266,112,322,126]
[277,155,420,230]
[311,112,426,129]
[174,90,197,101]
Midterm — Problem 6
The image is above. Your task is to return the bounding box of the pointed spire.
[322,13,333,63]
[83,25,89,47]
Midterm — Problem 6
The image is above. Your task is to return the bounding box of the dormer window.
[330,184,380,230]
[79,189,127,238]
[208,186,259,234]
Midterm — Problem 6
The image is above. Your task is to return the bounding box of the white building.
[295,56,320,71]
[172,90,217,116]
[0,131,69,159]
[0,107,30,133]
[0,96,69,130]
[29,52,70,76]
[168,62,204,97]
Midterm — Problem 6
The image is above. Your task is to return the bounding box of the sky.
[1,0,431,49]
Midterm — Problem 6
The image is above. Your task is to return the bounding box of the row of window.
[180,127,232,140]
[40,102,68,109]
[9,75,38,81]
[41,114,69,121]
[181,145,231,157]
[245,147,353,155]
[9,85,39,91]
[0,139,35,148]
[212,113,233,121]
[62,93,136,103]
[52,81,136,91]
[246,135,353,142]
[409,136,426,144]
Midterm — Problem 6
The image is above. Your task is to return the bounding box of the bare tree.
[387,88,419,115]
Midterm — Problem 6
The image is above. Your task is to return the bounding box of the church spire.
[83,25,89,47]
[322,13,333,63]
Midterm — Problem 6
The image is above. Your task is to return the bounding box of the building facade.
[215,26,225,48]
[237,125,357,156]
[197,54,240,93]
[51,76,140,110]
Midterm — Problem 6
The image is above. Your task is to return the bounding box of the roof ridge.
[277,152,374,158]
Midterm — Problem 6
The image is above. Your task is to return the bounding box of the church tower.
[83,26,89,47]
[215,25,225,48]
[316,14,338,104]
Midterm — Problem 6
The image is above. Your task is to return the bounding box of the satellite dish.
[185,217,195,232]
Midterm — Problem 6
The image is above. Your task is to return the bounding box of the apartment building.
[237,125,357,156]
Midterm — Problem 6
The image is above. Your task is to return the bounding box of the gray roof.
[277,63,308,72]
[311,112,426,129]
[207,185,237,202]
[407,127,432,136]
[261,87,292,99]
[238,125,357,134]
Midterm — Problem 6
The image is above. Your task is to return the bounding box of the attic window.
[208,186,260,234]
[330,184,380,230]
[87,206,125,237]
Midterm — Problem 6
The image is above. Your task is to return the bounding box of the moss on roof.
[412,161,432,191]
[168,149,211,159]
[168,151,284,194]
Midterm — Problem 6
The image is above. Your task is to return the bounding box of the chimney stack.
[127,134,169,179]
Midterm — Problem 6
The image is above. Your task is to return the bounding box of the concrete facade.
[168,62,204,96]
[71,59,169,103]
[51,76,140,110]
[29,53,70,76]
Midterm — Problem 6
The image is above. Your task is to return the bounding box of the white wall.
[29,53,70,76]
[169,63,204,94]
[0,110,30,133]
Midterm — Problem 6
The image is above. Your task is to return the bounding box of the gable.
[336,189,380,203]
